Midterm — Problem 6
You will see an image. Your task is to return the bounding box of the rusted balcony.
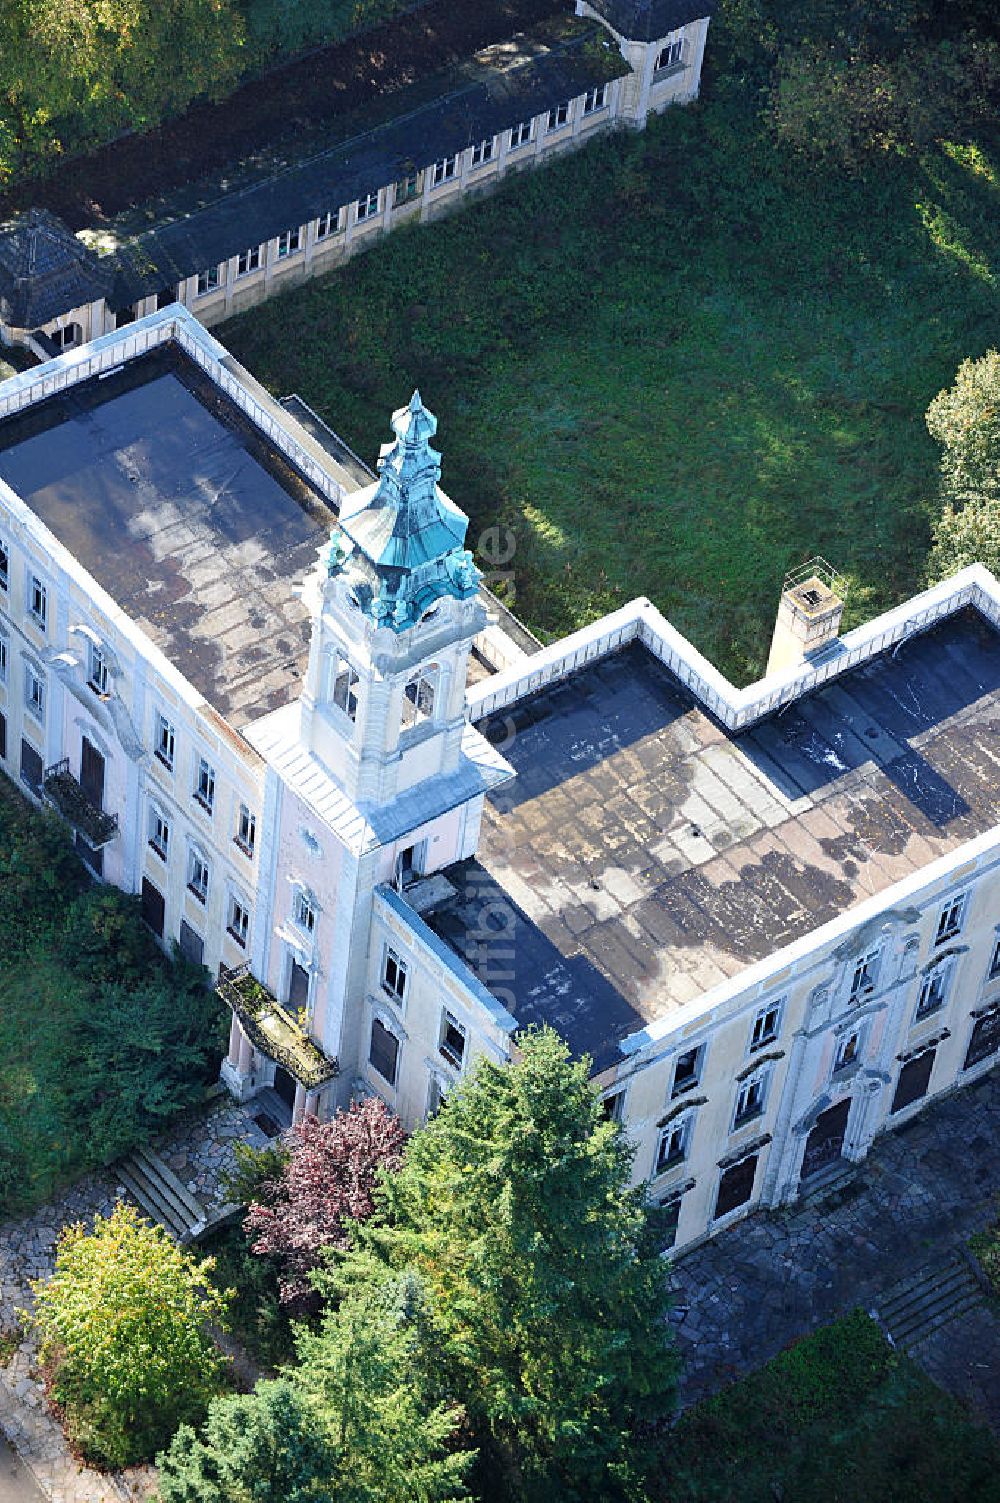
[42,758,119,847]
[218,964,338,1090]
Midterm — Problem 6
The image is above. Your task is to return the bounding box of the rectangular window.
[715,1153,758,1219]
[149,808,170,861]
[891,1048,936,1113]
[432,155,459,187]
[332,657,360,720]
[29,575,46,629]
[316,210,339,240]
[156,713,176,770]
[20,738,42,795]
[141,877,165,939]
[0,540,8,590]
[188,848,210,904]
[178,919,204,967]
[471,137,495,166]
[382,946,407,1004]
[733,1071,766,1128]
[88,641,109,697]
[916,963,951,1019]
[24,663,45,721]
[236,804,256,856]
[356,191,380,222]
[0,711,6,761]
[935,893,966,944]
[294,891,316,934]
[655,1116,690,1174]
[602,1090,625,1123]
[0,633,7,683]
[228,895,250,949]
[849,949,880,1001]
[394,173,421,205]
[369,1017,399,1086]
[749,1001,781,1051]
[236,247,261,277]
[276,228,301,259]
[965,1005,1000,1070]
[547,101,570,130]
[196,265,221,296]
[655,36,685,71]
[671,1044,703,1097]
[439,1011,467,1070]
[194,757,216,813]
[509,120,533,150]
[658,1190,683,1250]
[990,938,1000,982]
[583,83,608,115]
[833,1031,860,1074]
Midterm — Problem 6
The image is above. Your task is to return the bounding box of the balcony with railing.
[42,759,119,846]
[218,964,338,1090]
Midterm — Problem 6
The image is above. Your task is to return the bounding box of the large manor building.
[0,0,712,356]
[0,306,998,1256]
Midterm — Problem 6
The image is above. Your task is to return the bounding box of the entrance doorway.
[800,1098,851,1184]
[273,1066,297,1111]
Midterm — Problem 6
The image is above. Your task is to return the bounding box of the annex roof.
[424,614,1000,1071]
[0,210,113,329]
[585,0,715,43]
[104,16,629,308]
[0,343,346,727]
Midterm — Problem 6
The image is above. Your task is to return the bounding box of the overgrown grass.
[221,17,1000,683]
[0,778,226,1218]
[656,1311,1000,1501]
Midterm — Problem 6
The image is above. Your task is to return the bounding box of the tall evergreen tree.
[329,1028,676,1502]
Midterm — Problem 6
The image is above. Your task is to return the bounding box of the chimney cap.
[782,557,848,616]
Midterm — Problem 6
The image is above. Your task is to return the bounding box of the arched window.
[402,664,438,730]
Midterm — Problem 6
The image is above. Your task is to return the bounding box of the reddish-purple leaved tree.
[244,1096,405,1309]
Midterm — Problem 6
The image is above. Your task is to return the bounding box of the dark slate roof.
[0,209,113,329]
[586,0,714,43]
[107,17,628,309]
[427,616,1000,1070]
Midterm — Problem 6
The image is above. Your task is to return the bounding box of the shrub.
[32,1202,229,1468]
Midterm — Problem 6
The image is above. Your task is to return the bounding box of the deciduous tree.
[927,350,1000,580]
[32,1202,228,1468]
[244,1096,405,1309]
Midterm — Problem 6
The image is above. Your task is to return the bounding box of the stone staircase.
[874,1252,985,1351]
[116,1144,209,1244]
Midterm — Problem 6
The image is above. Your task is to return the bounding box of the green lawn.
[656,1311,1000,1502]
[220,25,1000,684]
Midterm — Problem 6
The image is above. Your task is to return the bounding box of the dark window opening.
[715,1154,758,1219]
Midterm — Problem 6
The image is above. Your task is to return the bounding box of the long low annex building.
[0,307,998,1255]
[0,0,713,356]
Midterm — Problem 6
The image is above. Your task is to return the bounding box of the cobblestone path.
[670,1069,1000,1426]
[0,1099,266,1502]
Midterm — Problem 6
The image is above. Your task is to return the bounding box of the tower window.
[155,713,176,769]
[294,890,317,934]
[671,1044,704,1097]
[331,655,360,721]
[228,895,250,948]
[655,36,685,72]
[188,848,210,904]
[402,666,437,729]
[916,961,951,1019]
[749,1000,781,1051]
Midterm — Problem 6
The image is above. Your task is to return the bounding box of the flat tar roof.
[0,345,337,727]
[426,613,1000,1070]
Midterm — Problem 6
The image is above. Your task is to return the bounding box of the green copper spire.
[329,392,480,631]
